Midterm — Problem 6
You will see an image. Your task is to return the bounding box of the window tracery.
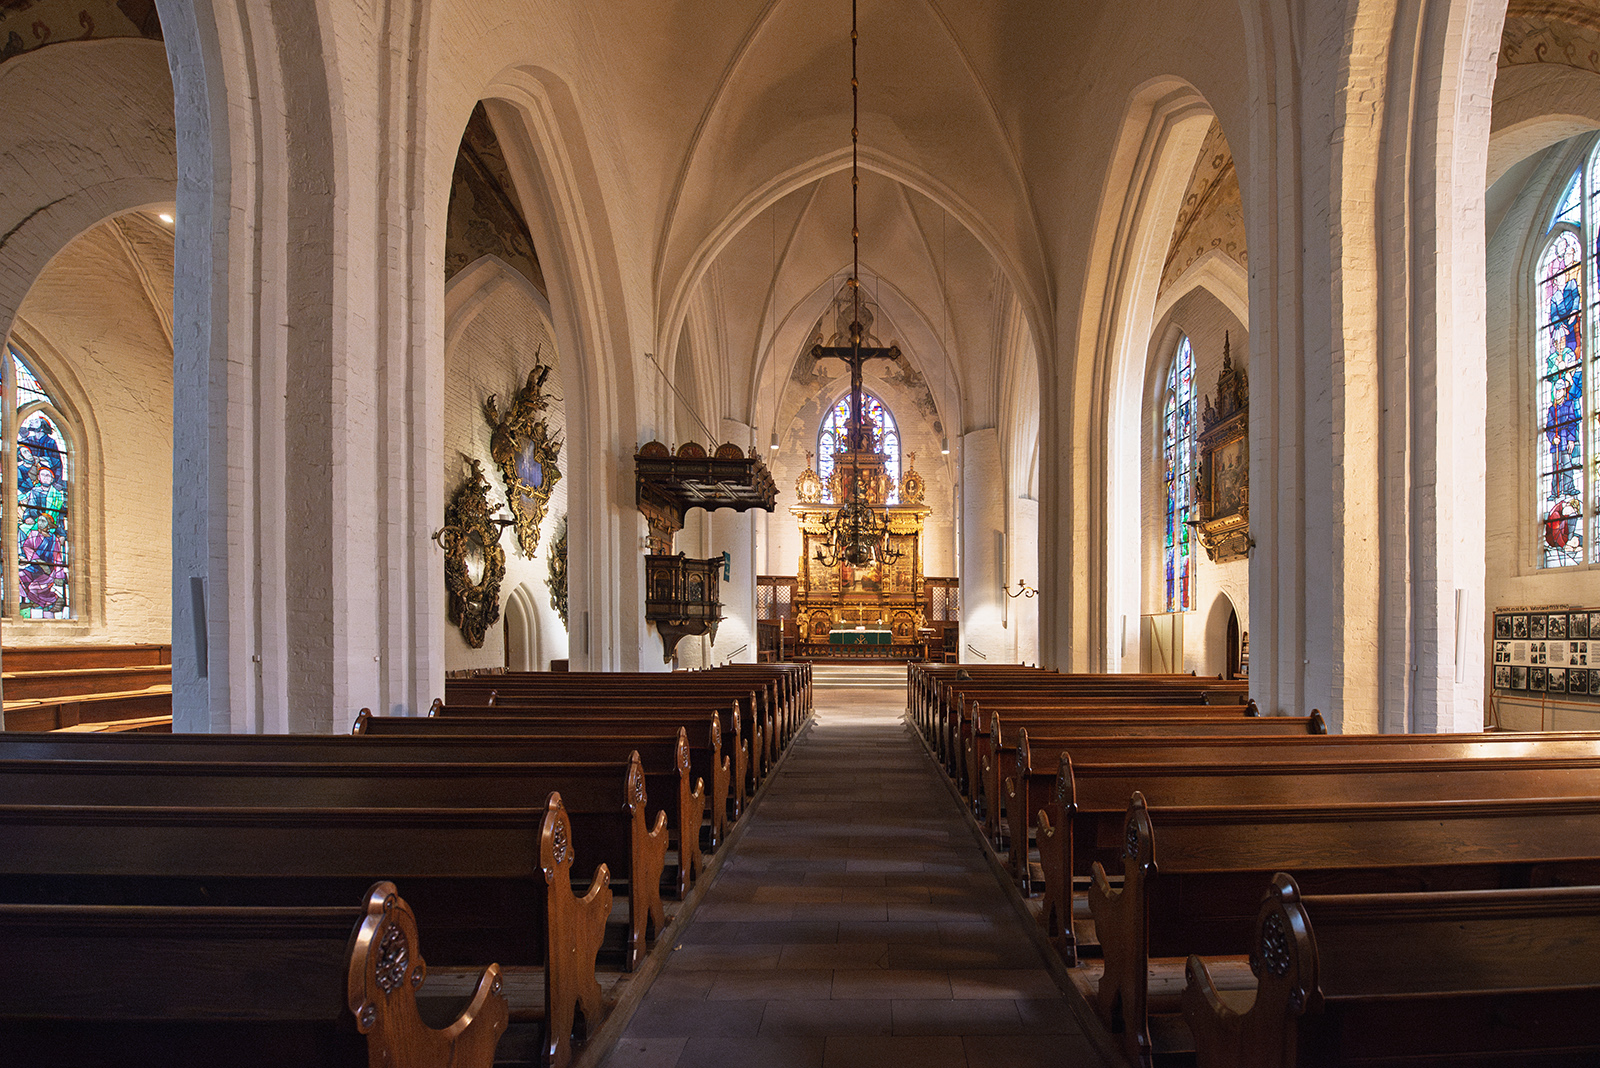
[1163,336,1195,612]
[817,392,901,505]
[5,343,74,619]
[1533,151,1599,568]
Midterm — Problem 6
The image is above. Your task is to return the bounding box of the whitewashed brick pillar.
[961,428,1006,663]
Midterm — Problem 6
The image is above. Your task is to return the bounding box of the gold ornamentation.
[900,451,926,505]
[547,514,569,629]
[437,458,506,648]
[484,359,563,559]
[1196,333,1252,563]
[795,452,823,504]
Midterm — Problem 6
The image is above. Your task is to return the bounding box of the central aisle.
[602,666,1109,1068]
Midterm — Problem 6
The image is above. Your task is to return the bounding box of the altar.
[789,449,932,656]
[828,627,892,646]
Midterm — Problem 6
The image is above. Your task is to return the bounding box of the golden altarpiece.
[790,447,931,653]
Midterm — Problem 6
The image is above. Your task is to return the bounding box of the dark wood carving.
[645,552,723,662]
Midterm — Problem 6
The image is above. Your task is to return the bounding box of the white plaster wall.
[6,217,174,645]
[1141,287,1250,678]
[442,261,569,674]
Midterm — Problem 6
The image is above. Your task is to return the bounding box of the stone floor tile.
[778,941,891,969]
[829,968,953,999]
[821,1035,968,1068]
[888,941,1042,970]
[835,919,943,944]
[1013,999,1085,1035]
[709,969,836,1001]
[625,996,767,1039]
[962,1032,1104,1068]
[890,998,1025,1036]
[680,919,840,946]
[641,969,717,999]
[759,999,895,1036]
[600,670,1112,1068]
[665,943,786,971]
[605,1036,688,1068]
[947,969,1062,1000]
[674,1034,826,1068]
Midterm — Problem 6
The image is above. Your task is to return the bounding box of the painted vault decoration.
[484,359,562,559]
[438,458,506,649]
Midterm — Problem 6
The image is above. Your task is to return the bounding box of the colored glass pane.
[1554,170,1582,231]
[1163,337,1194,612]
[817,392,900,504]
[1538,230,1586,567]
[13,352,47,413]
[16,410,69,618]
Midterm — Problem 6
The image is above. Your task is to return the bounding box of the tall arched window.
[1163,336,1195,612]
[817,392,901,504]
[1533,154,1596,568]
[5,343,73,619]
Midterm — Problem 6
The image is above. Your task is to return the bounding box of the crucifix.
[810,301,900,453]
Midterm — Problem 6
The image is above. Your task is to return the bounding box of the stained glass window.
[5,344,73,619]
[1163,336,1195,612]
[817,392,900,504]
[1534,145,1600,570]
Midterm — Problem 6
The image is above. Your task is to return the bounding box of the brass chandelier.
[811,0,903,571]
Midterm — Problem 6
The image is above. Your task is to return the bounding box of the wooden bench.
[0,748,668,974]
[0,791,606,1068]
[450,670,795,754]
[1086,790,1600,1066]
[989,711,1322,855]
[939,685,1246,781]
[1,643,171,671]
[1013,728,1600,957]
[449,682,774,786]
[0,879,508,1068]
[2,688,172,731]
[426,697,746,822]
[3,663,172,701]
[958,699,1267,808]
[351,713,710,903]
[1184,873,1600,1067]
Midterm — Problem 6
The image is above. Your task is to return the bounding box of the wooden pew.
[941,684,1245,781]
[1184,873,1600,1067]
[2,688,172,731]
[0,792,606,1068]
[3,663,171,700]
[0,749,668,974]
[1086,791,1600,1067]
[448,682,772,787]
[958,699,1266,806]
[0,880,509,1068]
[1014,727,1600,957]
[425,697,745,824]
[450,669,798,757]
[352,712,711,898]
[1,643,170,671]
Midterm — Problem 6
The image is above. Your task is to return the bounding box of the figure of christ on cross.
[810,303,900,455]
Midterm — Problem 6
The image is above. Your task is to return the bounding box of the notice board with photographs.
[1491,607,1599,701]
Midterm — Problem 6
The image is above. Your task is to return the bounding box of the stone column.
[961,429,1007,663]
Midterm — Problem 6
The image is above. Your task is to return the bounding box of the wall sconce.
[1005,579,1038,599]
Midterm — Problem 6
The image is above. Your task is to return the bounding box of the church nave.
[603,666,1106,1068]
